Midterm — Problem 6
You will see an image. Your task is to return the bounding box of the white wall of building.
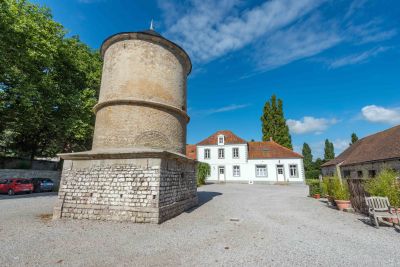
[197,144,305,183]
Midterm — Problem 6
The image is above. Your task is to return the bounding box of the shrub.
[197,162,210,186]
[305,170,320,180]
[321,176,335,197]
[306,179,321,196]
[365,168,400,207]
[331,176,350,200]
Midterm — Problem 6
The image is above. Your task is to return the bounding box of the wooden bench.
[365,196,400,228]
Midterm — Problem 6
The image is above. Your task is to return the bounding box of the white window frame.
[256,165,267,177]
[232,147,239,159]
[218,148,225,159]
[204,149,210,159]
[233,165,240,177]
[289,164,299,178]
[218,135,225,145]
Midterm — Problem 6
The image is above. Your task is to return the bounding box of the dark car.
[31,178,55,193]
[0,178,34,195]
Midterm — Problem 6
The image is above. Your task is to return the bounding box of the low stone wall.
[53,155,197,223]
[0,169,61,186]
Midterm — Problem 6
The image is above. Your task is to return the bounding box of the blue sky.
[32,0,400,158]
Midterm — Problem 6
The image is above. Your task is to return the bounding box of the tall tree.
[349,133,358,146]
[0,0,102,159]
[302,143,313,171]
[261,94,292,149]
[324,139,335,161]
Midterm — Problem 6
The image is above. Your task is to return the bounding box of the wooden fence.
[346,178,369,214]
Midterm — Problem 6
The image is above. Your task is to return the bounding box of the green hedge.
[306,179,321,196]
[305,170,320,180]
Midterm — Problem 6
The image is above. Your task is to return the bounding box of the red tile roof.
[186,144,197,160]
[197,130,247,146]
[248,141,303,159]
[322,125,400,167]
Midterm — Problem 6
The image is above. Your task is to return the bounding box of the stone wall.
[53,155,197,223]
[341,159,400,178]
[322,158,400,178]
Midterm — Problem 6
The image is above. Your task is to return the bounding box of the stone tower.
[53,29,198,223]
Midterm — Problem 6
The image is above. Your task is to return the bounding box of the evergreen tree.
[350,133,358,146]
[302,143,313,171]
[324,139,335,161]
[261,95,292,149]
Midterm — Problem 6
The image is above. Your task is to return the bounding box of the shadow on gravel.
[358,217,399,229]
[0,191,57,200]
[186,191,222,213]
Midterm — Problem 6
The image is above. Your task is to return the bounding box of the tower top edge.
[100,31,192,75]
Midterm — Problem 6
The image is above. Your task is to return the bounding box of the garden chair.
[365,196,400,228]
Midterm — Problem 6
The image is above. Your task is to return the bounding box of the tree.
[261,94,292,149]
[302,143,313,171]
[197,162,210,186]
[324,139,335,161]
[0,0,102,159]
[349,133,358,146]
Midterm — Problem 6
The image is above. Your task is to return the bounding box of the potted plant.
[322,177,336,206]
[331,177,351,211]
[365,168,400,223]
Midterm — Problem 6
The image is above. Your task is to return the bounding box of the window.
[289,164,298,178]
[233,165,240,177]
[218,135,224,145]
[256,165,267,177]
[0,179,8,184]
[204,149,210,159]
[357,171,363,178]
[218,148,225,159]
[343,170,351,178]
[232,148,239,158]
[368,170,376,178]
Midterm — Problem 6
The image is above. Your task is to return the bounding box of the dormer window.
[218,135,225,145]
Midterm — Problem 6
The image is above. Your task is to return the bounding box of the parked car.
[0,178,34,195]
[31,178,55,193]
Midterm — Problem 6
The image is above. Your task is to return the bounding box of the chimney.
[269,137,273,142]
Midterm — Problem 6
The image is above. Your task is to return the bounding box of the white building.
[186,130,305,184]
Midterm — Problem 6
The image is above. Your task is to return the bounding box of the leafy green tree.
[324,139,335,161]
[302,143,313,171]
[0,0,101,159]
[197,162,210,186]
[261,94,292,149]
[349,133,358,146]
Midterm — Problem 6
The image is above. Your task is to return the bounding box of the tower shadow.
[186,191,222,213]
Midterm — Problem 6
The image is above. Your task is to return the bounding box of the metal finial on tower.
[150,19,154,30]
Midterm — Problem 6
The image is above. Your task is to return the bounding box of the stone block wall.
[53,156,197,223]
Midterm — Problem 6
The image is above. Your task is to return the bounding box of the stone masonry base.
[53,151,198,224]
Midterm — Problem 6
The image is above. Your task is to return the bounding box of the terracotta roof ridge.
[269,140,303,158]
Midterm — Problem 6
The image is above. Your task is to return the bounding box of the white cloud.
[159,0,396,72]
[287,116,338,134]
[256,15,341,70]
[361,105,400,125]
[192,104,249,116]
[160,0,324,62]
[329,47,389,68]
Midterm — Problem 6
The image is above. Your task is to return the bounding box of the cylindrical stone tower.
[92,30,192,154]
[54,28,197,224]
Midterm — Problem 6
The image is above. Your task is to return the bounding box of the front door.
[276,165,285,182]
[218,166,225,183]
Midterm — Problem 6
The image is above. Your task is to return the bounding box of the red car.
[0,178,34,195]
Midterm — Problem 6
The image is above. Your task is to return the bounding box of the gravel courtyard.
[0,184,399,267]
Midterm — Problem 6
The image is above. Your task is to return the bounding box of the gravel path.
[0,184,399,267]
